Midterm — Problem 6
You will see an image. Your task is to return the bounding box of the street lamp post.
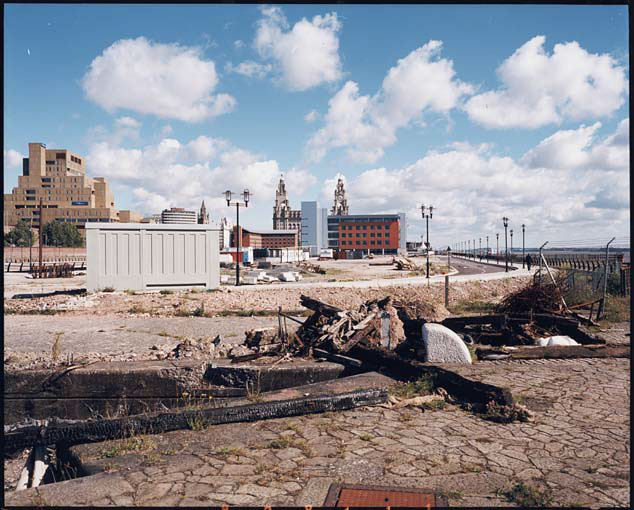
[503,217,509,272]
[510,229,514,267]
[522,224,526,268]
[496,233,499,264]
[225,189,250,286]
[486,235,489,262]
[420,204,433,279]
[468,239,470,259]
[479,237,482,260]
[473,239,476,260]
[447,246,451,277]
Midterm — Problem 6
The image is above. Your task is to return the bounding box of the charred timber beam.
[4,388,387,455]
[348,344,513,408]
[313,349,363,368]
[299,295,343,317]
[442,314,507,329]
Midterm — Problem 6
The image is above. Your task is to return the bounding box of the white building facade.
[300,201,329,256]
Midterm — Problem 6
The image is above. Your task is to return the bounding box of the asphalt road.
[449,255,511,275]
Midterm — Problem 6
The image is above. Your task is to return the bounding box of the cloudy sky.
[4,4,629,248]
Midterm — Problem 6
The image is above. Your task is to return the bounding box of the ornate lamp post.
[486,235,489,262]
[510,229,514,267]
[503,217,509,272]
[420,204,433,279]
[522,224,526,268]
[225,189,250,286]
[496,233,499,263]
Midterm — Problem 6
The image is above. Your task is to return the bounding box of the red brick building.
[232,227,298,249]
[327,214,406,258]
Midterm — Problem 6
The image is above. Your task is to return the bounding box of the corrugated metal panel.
[86,223,219,291]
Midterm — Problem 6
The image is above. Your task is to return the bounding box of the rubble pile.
[297,262,326,274]
[150,335,243,360]
[393,257,421,271]
[245,294,407,357]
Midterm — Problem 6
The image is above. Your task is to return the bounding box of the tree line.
[4,219,83,247]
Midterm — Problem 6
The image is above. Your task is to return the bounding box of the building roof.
[329,213,403,220]
[241,228,297,235]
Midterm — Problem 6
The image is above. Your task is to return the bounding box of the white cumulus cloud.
[254,6,343,91]
[82,37,236,122]
[4,149,25,168]
[464,36,628,129]
[225,60,272,79]
[307,41,473,163]
[304,110,319,123]
[86,128,317,225]
[318,119,629,244]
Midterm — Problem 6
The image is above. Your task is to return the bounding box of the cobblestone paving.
[6,350,629,508]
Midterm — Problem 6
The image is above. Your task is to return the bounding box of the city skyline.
[3,4,629,247]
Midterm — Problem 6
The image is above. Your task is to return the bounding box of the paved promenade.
[5,325,629,508]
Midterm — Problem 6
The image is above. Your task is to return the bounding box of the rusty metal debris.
[31,263,75,279]
[324,484,447,508]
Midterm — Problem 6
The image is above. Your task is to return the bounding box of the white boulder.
[536,335,579,347]
[422,323,472,364]
[240,276,258,285]
[220,275,231,283]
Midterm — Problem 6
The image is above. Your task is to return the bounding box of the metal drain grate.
[324,484,448,508]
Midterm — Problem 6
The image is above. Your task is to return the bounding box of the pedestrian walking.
[526,253,532,271]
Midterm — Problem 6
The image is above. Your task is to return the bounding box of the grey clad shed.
[86,223,220,291]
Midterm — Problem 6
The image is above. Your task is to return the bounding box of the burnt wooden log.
[4,388,387,455]
[443,314,507,329]
[299,295,343,317]
[348,344,513,408]
[313,349,363,368]
[508,344,628,360]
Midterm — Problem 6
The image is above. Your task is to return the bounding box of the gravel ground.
[4,275,532,317]
[4,316,301,371]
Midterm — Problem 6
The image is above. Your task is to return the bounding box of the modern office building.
[233,227,298,249]
[160,207,197,224]
[300,201,329,256]
[327,213,407,258]
[272,175,301,237]
[4,143,141,235]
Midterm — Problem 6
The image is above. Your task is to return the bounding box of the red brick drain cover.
[324,484,448,508]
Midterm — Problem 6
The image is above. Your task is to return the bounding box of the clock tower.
[331,177,349,216]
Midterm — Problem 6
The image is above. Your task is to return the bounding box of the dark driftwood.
[339,322,378,353]
[4,389,387,455]
[313,349,363,368]
[508,344,629,360]
[299,295,343,317]
[348,344,513,408]
[442,314,507,328]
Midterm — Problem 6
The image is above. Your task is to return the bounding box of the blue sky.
[4,4,629,248]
